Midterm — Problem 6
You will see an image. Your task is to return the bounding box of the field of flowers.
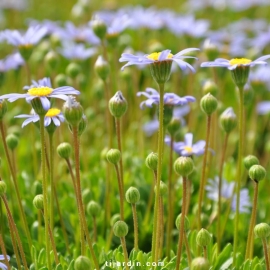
[1,0,270,269]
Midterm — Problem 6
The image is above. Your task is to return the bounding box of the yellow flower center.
[147,52,173,61]
[28,87,53,97]
[184,146,193,153]
[45,108,61,118]
[229,58,252,66]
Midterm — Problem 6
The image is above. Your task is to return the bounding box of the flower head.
[0,77,80,111]
[0,254,10,270]
[119,48,199,72]
[137,87,195,109]
[0,52,24,72]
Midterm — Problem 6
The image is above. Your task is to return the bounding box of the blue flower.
[166,132,206,156]
[201,55,270,70]
[137,88,195,109]
[0,52,24,72]
[206,176,251,213]
[257,102,270,115]
[15,108,65,128]
[119,48,199,72]
[0,254,10,270]
[0,77,80,110]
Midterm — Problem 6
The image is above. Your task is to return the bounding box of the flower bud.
[69,115,88,135]
[0,99,7,120]
[202,39,219,61]
[44,51,59,71]
[66,62,81,79]
[174,156,194,177]
[63,96,83,127]
[244,155,259,170]
[145,152,158,171]
[113,221,128,238]
[0,181,7,196]
[33,194,44,210]
[220,107,237,133]
[254,223,270,239]
[154,181,168,196]
[87,200,101,217]
[57,142,72,159]
[196,228,212,247]
[19,44,33,61]
[109,91,128,118]
[202,80,218,96]
[95,55,110,81]
[54,74,69,87]
[125,187,140,204]
[175,214,190,232]
[200,93,218,115]
[191,257,210,270]
[110,214,121,227]
[6,134,19,150]
[249,165,266,182]
[91,18,107,40]
[74,256,91,270]
[106,149,121,165]
[167,117,181,136]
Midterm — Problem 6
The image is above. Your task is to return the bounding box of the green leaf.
[37,248,46,266]
[213,243,232,270]
[67,259,75,270]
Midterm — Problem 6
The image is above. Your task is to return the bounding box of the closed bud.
[54,74,68,87]
[167,117,181,136]
[110,214,121,227]
[0,181,7,196]
[74,256,91,270]
[44,51,59,71]
[154,181,168,196]
[66,62,81,79]
[0,99,7,120]
[254,223,270,239]
[196,228,212,247]
[125,187,140,204]
[57,142,72,159]
[6,134,19,150]
[145,152,158,171]
[91,18,107,40]
[191,257,210,270]
[106,149,121,165]
[220,107,237,133]
[95,55,110,81]
[174,156,194,177]
[113,220,128,238]
[63,96,83,127]
[175,214,190,232]
[87,200,101,217]
[244,155,259,170]
[202,80,218,96]
[200,93,218,115]
[109,91,127,118]
[33,194,44,210]
[249,165,266,182]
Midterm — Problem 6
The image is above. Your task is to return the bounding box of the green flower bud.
[95,55,110,81]
[106,33,119,47]
[220,107,237,133]
[57,142,72,159]
[69,115,88,136]
[167,117,181,136]
[19,44,34,61]
[74,256,91,270]
[6,134,19,150]
[145,152,158,171]
[109,91,128,118]
[149,59,172,84]
[106,149,121,165]
[63,96,83,127]
[174,156,194,177]
[202,80,218,96]
[31,98,47,116]
[54,74,68,87]
[175,214,190,232]
[113,220,128,238]
[191,257,210,270]
[196,228,212,247]
[33,194,44,210]
[110,214,121,227]
[100,147,109,161]
[244,155,259,170]
[202,39,219,61]
[66,62,81,79]
[0,181,7,196]
[0,99,7,120]
[87,200,101,217]
[254,223,270,239]
[249,165,266,182]
[154,181,168,196]
[125,187,140,204]
[44,51,59,71]
[200,93,218,115]
[91,18,107,40]
[231,65,250,88]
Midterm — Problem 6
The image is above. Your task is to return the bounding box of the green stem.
[120,237,130,270]
[0,121,32,251]
[115,118,124,188]
[245,180,259,260]
[131,204,139,251]
[151,83,165,264]
[114,164,124,220]
[175,177,187,270]
[184,233,192,268]
[93,216,97,242]
[158,196,164,260]
[203,246,207,259]
[233,86,244,264]
[39,116,52,270]
[48,133,54,232]
[262,238,270,270]
[0,233,10,270]
[217,133,229,254]
[198,115,212,229]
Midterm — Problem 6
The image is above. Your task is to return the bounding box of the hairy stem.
[131,204,139,251]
